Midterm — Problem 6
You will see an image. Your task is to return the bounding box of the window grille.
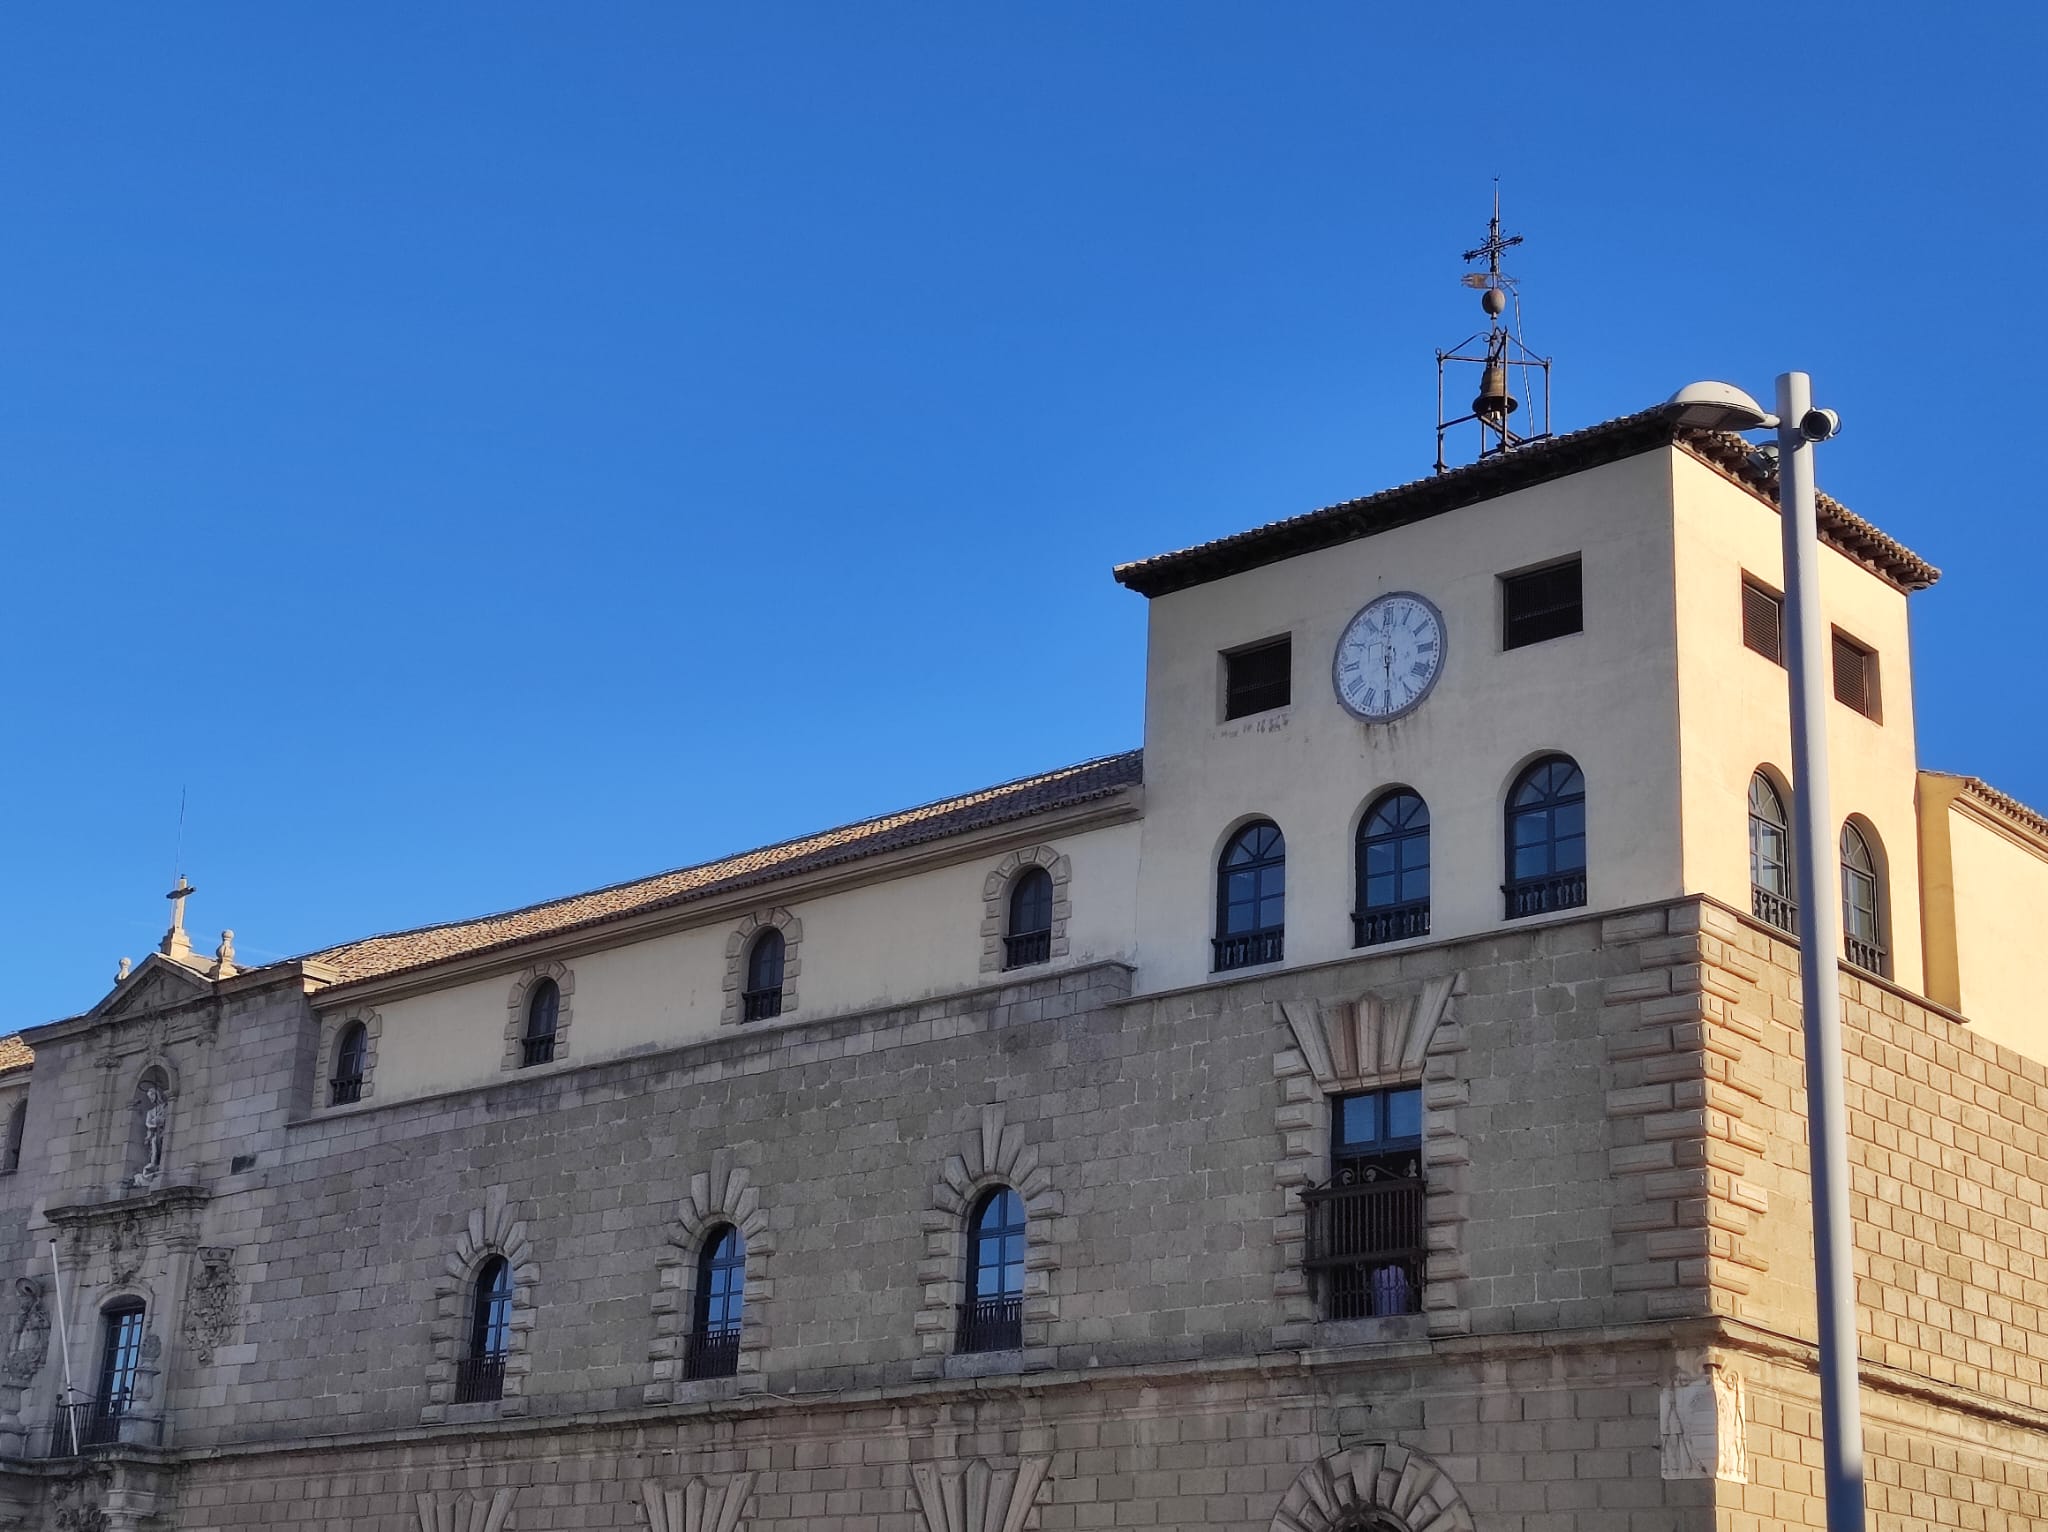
[1832,631,1880,719]
[1504,756,1587,918]
[686,1226,745,1380]
[1748,773,1796,932]
[1353,791,1430,947]
[522,980,559,1067]
[1214,821,1285,971]
[330,1022,368,1106]
[958,1187,1025,1352]
[1840,822,1887,975]
[1741,580,1784,664]
[1304,1088,1424,1320]
[1004,867,1054,969]
[1223,637,1291,719]
[458,1257,512,1403]
[1501,558,1583,650]
[742,929,785,1021]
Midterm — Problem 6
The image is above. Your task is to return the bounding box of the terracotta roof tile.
[306,750,1143,986]
[1928,771,2048,844]
[1114,406,1938,597]
[0,1035,33,1075]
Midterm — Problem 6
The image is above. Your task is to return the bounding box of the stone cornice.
[45,1182,210,1227]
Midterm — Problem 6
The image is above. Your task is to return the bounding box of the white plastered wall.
[1131,450,1686,994]
[323,820,1140,1107]
[1669,452,1924,991]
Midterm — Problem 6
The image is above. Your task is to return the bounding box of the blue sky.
[4,5,2041,1029]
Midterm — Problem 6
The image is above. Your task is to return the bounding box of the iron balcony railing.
[741,987,783,1023]
[1212,928,1284,972]
[329,1076,364,1106]
[1352,901,1430,949]
[1503,871,1587,920]
[683,1327,741,1381]
[1300,1175,1426,1321]
[956,1294,1023,1354]
[1845,933,1888,976]
[1751,885,1798,933]
[520,1035,556,1068]
[454,1354,507,1404]
[1002,930,1051,969]
[41,1396,156,1457]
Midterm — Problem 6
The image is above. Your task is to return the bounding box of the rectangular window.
[1302,1087,1424,1321]
[1501,557,1583,650]
[1831,630,1881,720]
[1741,578,1784,665]
[1222,636,1291,719]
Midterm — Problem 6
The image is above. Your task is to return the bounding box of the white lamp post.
[1669,374,1861,1532]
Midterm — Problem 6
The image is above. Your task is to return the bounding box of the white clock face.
[1332,592,1447,721]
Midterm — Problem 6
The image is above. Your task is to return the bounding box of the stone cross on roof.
[160,874,196,961]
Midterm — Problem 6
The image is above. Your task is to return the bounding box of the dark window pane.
[1385,1089,1422,1140]
[1224,638,1292,719]
[1502,559,1584,650]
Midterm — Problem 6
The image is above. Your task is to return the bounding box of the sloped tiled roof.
[0,1035,33,1075]
[305,750,1143,986]
[1928,771,2048,845]
[1114,406,1939,597]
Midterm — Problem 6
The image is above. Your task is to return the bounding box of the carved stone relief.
[182,1248,238,1365]
[1660,1365,1748,1482]
[1,1280,50,1387]
[910,1456,1052,1532]
[107,1213,147,1286]
[415,1489,517,1532]
[1268,1443,1474,1532]
[638,1474,755,1532]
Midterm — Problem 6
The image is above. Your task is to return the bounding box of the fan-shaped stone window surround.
[501,962,575,1072]
[980,846,1073,974]
[1271,972,1470,1345]
[912,1103,1061,1379]
[649,1150,775,1400]
[1269,1443,1475,1532]
[721,909,802,1027]
[315,1006,382,1110]
[421,1186,537,1423]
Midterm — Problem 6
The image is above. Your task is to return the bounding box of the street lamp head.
[1666,380,1780,432]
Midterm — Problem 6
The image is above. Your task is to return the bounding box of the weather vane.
[1435,184,1553,473]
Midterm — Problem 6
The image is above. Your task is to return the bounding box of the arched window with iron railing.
[1214,820,1285,971]
[1354,790,1430,947]
[958,1186,1025,1353]
[81,1299,147,1447]
[1840,820,1888,976]
[742,929,785,1022]
[456,1256,513,1403]
[685,1225,745,1380]
[522,979,559,1067]
[1004,867,1054,969]
[1748,772,1795,932]
[330,1021,368,1106]
[1504,755,1586,918]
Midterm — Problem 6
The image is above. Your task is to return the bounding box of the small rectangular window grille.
[520,1035,556,1067]
[1222,637,1291,719]
[1741,579,1784,664]
[1832,631,1880,719]
[741,987,783,1022]
[1501,558,1583,650]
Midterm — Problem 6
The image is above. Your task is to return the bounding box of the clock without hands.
[1332,591,1447,722]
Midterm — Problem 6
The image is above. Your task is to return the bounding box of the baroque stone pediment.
[1276,971,1462,1088]
[91,956,212,1025]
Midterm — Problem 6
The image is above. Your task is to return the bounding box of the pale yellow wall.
[324,820,1140,1107]
[1926,792,2048,1061]
[1132,451,1686,994]
[1669,453,1924,991]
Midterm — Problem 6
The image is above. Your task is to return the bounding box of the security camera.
[1799,408,1840,443]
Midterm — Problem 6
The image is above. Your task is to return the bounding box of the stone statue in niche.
[132,1079,167,1187]
[1,1279,50,1387]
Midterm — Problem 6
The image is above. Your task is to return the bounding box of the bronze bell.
[1473,361,1518,423]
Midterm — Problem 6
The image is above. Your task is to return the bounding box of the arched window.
[1840,822,1887,975]
[330,1022,368,1106]
[742,929,785,1022]
[522,979,559,1067]
[1748,773,1795,932]
[1354,790,1431,947]
[457,1256,513,1403]
[1504,756,1586,918]
[958,1186,1026,1353]
[686,1225,746,1380]
[92,1299,147,1442]
[2,1099,24,1174]
[1214,821,1285,971]
[1004,867,1055,969]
